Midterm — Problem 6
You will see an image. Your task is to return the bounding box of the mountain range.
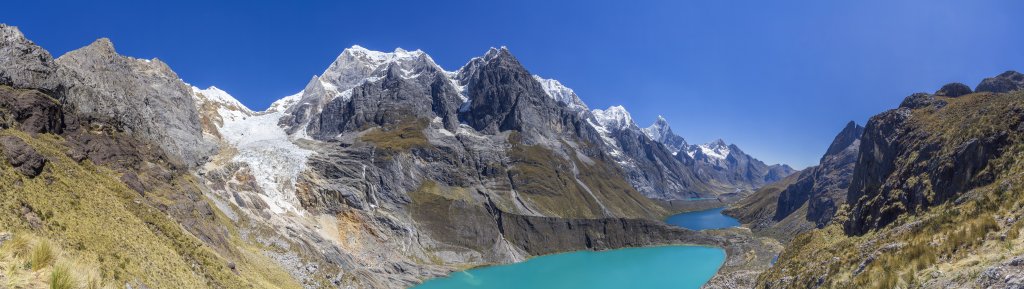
[5,20,1022,289]
[0,24,784,288]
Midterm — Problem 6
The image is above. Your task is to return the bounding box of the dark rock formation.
[935,82,972,97]
[899,92,946,110]
[121,172,145,195]
[845,84,1022,235]
[0,86,62,134]
[456,47,598,144]
[976,70,1024,93]
[0,135,46,177]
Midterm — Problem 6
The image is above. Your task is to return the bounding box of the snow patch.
[218,109,313,214]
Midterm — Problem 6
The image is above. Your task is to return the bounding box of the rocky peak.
[976,70,1024,93]
[81,38,117,56]
[821,121,864,162]
[320,45,439,91]
[696,139,731,160]
[642,115,672,141]
[642,115,690,154]
[455,46,574,140]
[56,37,214,167]
[0,24,59,92]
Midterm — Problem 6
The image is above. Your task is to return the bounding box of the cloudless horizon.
[4,0,1023,168]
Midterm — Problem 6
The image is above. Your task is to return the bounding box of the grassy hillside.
[0,129,301,289]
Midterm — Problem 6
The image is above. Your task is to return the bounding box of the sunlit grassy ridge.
[0,129,301,289]
[758,92,1024,288]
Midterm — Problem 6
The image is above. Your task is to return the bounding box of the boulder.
[935,82,972,97]
[121,172,145,195]
[0,135,46,177]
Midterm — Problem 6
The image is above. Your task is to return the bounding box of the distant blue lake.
[665,207,740,230]
[411,246,725,289]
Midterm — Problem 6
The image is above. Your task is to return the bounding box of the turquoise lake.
[664,207,740,230]
[412,246,726,289]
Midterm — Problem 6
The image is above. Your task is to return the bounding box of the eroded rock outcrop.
[0,135,46,177]
[0,86,62,134]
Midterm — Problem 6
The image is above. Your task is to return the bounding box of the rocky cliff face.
[757,72,1024,288]
[724,121,862,240]
[843,79,1020,235]
[55,38,214,168]
[774,121,863,227]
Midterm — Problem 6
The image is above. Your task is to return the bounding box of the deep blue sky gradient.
[3,0,1023,168]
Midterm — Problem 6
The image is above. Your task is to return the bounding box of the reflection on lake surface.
[665,207,740,230]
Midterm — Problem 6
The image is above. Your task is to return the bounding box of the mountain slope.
[758,75,1024,289]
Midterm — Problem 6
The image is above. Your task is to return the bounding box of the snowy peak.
[641,115,690,154]
[592,105,637,131]
[191,86,251,113]
[319,45,440,95]
[641,115,673,142]
[533,75,588,112]
[688,139,731,160]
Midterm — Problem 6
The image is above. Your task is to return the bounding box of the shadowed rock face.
[845,89,1023,235]
[975,70,1024,93]
[55,38,214,168]
[456,48,600,145]
[0,86,62,134]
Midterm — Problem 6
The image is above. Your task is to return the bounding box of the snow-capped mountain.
[592,105,637,131]
[641,115,689,154]
[533,75,588,112]
[641,116,796,194]
[0,22,795,289]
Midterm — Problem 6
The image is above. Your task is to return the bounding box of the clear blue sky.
[3,0,1023,168]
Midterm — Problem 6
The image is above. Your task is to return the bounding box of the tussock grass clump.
[49,263,74,289]
[31,240,54,271]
